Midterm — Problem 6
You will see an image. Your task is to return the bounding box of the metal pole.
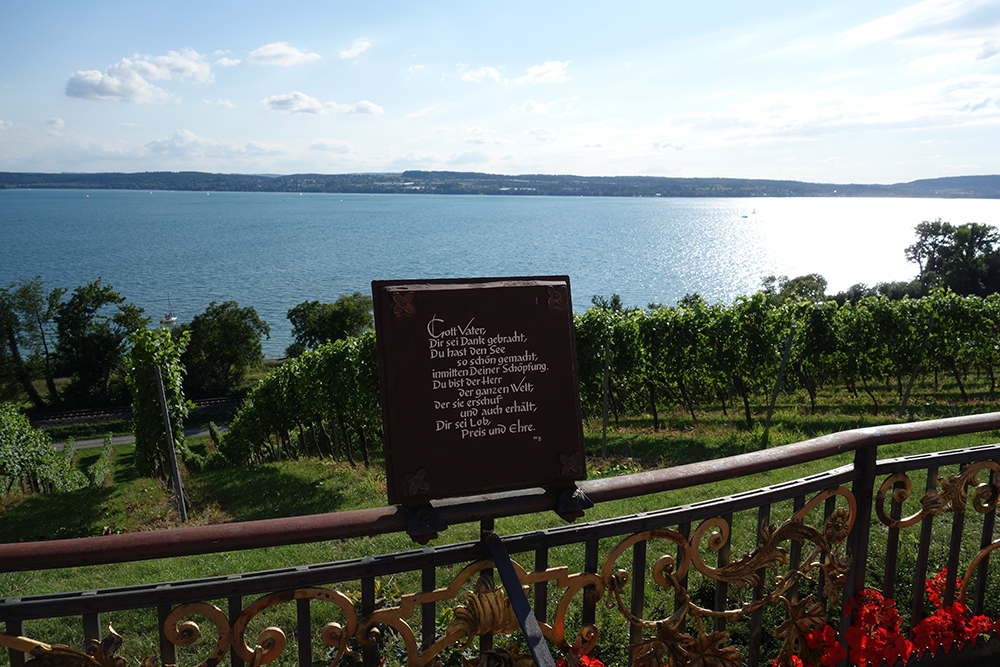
[154,366,187,522]
[602,337,609,458]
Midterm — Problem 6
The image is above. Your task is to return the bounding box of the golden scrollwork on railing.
[875,461,1000,529]
[604,486,855,667]
[162,602,231,667]
[232,587,358,667]
[356,557,603,667]
[0,625,156,667]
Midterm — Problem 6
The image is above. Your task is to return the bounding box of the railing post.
[534,547,549,623]
[229,596,245,667]
[910,467,938,629]
[421,564,437,652]
[630,539,647,648]
[944,464,968,606]
[362,577,377,667]
[842,443,877,628]
[480,519,495,654]
[6,620,24,667]
[158,604,177,666]
[297,598,311,667]
[82,611,101,645]
[974,460,999,615]
[747,504,771,667]
[713,513,732,634]
[582,538,599,626]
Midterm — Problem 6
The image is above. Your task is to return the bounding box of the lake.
[3,189,999,358]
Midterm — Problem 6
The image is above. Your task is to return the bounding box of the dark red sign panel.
[372,276,586,505]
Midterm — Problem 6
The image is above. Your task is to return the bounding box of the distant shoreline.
[2,170,1000,199]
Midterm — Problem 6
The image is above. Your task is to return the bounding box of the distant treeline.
[2,171,1000,198]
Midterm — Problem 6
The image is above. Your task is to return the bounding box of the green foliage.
[0,277,66,407]
[126,326,191,479]
[179,301,270,398]
[0,402,87,494]
[761,273,828,304]
[87,435,115,488]
[574,287,1000,431]
[54,278,149,407]
[905,219,1000,296]
[285,292,373,357]
[221,332,380,467]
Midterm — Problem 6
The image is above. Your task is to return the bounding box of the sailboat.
[161,298,177,325]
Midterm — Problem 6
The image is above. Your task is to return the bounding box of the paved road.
[53,426,227,450]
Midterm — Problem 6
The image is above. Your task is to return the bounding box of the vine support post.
[602,335,609,458]
[154,365,187,523]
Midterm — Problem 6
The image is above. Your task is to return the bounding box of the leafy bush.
[86,435,115,488]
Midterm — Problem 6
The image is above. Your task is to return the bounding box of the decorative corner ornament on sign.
[392,292,415,316]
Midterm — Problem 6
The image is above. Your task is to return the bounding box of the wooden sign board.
[372,276,586,505]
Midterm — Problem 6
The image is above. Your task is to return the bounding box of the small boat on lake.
[161,298,177,325]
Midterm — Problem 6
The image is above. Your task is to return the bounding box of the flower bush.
[774,568,996,667]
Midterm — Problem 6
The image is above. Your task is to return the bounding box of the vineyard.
[213,288,1000,469]
[0,403,113,495]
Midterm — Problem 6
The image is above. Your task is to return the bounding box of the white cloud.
[0,120,12,130]
[312,140,352,153]
[528,127,557,142]
[261,91,383,115]
[407,65,425,74]
[245,42,320,67]
[144,129,280,159]
[340,38,371,59]
[215,57,242,67]
[65,49,212,103]
[514,61,570,84]
[462,66,501,83]
[347,100,384,115]
[67,64,169,103]
[204,99,234,108]
[47,118,65,128]
[262,91,339,114]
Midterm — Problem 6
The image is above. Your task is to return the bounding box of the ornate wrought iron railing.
[3,413,1000,667]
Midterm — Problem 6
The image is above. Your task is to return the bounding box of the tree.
[905,220,1000,295]
[54,278,148,407]
[3,277,65,405]
[180,301,270,397]
[761,274,828,304]
[0,286,42,405]
[285,292,373,357]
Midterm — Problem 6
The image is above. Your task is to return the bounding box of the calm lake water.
[3,189,1000,358]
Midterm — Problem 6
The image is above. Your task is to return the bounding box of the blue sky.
[1,1,998,182]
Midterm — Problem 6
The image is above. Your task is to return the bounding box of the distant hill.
[1,171,998,198]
